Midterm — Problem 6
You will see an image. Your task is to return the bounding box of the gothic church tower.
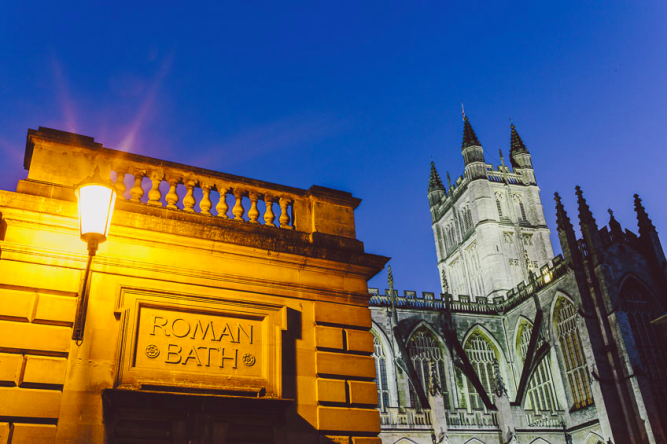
[429,118,553,300]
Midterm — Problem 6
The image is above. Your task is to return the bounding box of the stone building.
[0,127,388,443]
[368,118,667,444]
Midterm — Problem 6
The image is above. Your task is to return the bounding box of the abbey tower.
[428,118,553,300]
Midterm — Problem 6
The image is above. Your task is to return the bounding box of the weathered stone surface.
[314,302,372,328]
[316,352,375,378]
[0,321,71,354]
[316,326,344,350]
[10,424,57,443]
[23,356,68,385]
[316,378,347,403]
[0,353,23,385]
[348,381,378,405]
[345,329,373,353]
[0,388,61,417]
[317,406,380,433]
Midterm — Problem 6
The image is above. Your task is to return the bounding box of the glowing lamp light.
[72,166,116,343]
[75,166,116,254]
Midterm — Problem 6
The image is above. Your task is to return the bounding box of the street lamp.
[72,166,116,342]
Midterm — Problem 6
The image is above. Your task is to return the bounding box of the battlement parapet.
[370,254,568,314]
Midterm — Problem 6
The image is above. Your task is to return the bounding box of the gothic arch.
[530,439,551,444]
[584,431,605,444]
[405,320,447,351]
[394,439,418,444]
[371,322,398,408]
[464,439,485,444]
[404,321,452,410]
[459,325,512,409]
[512,315,534,364]
[618,273,661,309]
[548,291,577,342]
[461,324,509,365]
[550,293,593,409]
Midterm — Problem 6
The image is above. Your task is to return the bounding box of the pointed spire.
[575,186,597,227]
[634,194,656,236]
[554,192,574,233]
[608,209,622,234]
[461,117,481,149]
[510,123,529,154]
[428,161,445,192]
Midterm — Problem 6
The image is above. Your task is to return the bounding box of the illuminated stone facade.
[369,120,667,443]
[0,127,388,443]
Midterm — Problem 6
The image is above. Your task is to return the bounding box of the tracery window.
[554,297,593,409]
[516,320,559,412]
[496,196,503,217]
[619,279,666,418]
[466,242,484,297]
[461,331,499,410]
[407,329,450,410]
[372,334,391,411]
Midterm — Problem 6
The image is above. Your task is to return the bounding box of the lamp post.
[72,166,116,342]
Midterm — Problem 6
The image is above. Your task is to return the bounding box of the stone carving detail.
[145,344,160,359]
[242,353,256,367]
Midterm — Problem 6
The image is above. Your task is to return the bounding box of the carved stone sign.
[115,287,284,398]
[135,306,262,378]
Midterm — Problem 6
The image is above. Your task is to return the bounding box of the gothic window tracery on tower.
[407,328,450,410]
[372,334,391,411]
[465,242,484,297]
[553,297,593,409]
[495,192,505,218]
[513,194,528,222]
[516,320,559,412]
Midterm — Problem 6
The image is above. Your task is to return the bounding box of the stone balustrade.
[446,409,498,429]
[522,409,565,428]
[379,407,432,429]
[22,127,361,240]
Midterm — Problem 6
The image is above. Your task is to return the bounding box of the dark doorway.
[103,389,291,444]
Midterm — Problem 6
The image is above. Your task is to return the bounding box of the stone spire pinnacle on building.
[608,209,623,235]
[554,192,574,233]
[461,117,481,149]
[575,186,597,227]
[428,161,445,193]
[634,194,656,236]
[510,123,529,154]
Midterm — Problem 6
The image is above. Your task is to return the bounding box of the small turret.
[634,194,667,288]
[608,209,623,238]
[428,161,446,207]
[555,192,579,264]
[461,117,487,180]
[576,186,603,265]
[509,123,536,184]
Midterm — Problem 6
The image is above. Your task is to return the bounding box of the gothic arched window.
[495,192,506,219]
[372,334,391,411]
[619,278,666,415]
[407,329,450,410]
[461,331,500,410]
[516,320,559,412]
[554,297,593,409]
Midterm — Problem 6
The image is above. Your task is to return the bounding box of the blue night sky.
[1,1,665,293]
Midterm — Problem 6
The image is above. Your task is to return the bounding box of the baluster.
[248,192,260,224]
[147,170,164,206]
[279,197,292,229]
[232,189,245,221]
[129,171,145,203]
[216,186,229,219]
[165,177,180,210]
[200,183,212,216]
[114,170,126,199]
[263,195,276,227]
[183,179,197,213]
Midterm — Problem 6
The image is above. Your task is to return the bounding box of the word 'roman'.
[151,316,253,344]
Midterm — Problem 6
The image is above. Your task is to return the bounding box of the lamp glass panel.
[77,184,116,240]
